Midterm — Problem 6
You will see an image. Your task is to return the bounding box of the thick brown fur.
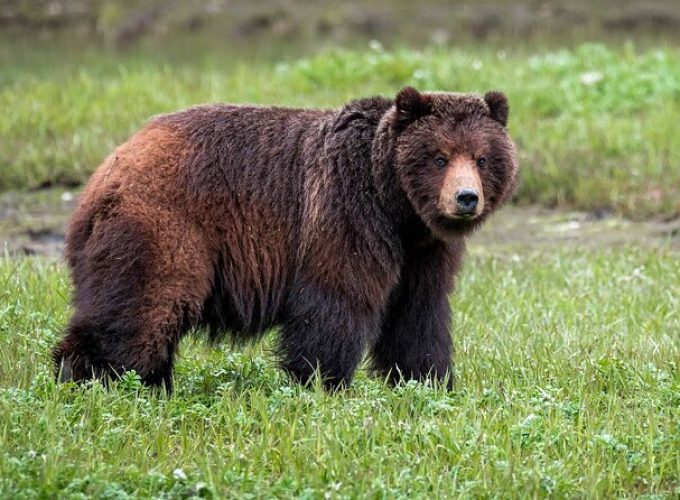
[53,87,518,392]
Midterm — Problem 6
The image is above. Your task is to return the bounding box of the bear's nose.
[455,189,479,215]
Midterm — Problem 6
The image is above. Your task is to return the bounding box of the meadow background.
[0,1,679,497]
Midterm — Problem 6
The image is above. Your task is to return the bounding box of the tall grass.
[1,248,679,497]
[1,43,680,218]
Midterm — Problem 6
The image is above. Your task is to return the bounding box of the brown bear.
[53,87,518,392]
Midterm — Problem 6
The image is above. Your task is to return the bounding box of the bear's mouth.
[433,213,483,236]
[435,203,481,221]
[450,212,478,220]
[438,210,480,222]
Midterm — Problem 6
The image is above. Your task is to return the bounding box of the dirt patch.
[1,189,678,259]
[0,189,75,257]
[470,206,680,253]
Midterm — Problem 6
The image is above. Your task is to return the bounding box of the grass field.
[2,43,680,218]
[1,248,678,498]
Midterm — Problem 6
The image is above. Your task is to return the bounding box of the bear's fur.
[53,87,518,391]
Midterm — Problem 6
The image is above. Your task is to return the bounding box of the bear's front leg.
[279,284,381,391]
[371,239,463,388]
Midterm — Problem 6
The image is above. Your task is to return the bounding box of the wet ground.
[473,206,680,252]
[1,189,678,259]
[0,189,76,257]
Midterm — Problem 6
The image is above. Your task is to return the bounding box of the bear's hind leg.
[54,312,177,391]
[54,211,213,391]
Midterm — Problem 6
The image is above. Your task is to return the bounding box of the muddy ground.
[1,189,678,259]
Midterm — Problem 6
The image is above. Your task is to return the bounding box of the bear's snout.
[438,157,485,219]
[455,188,479,216]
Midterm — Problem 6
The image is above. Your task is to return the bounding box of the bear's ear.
[484,91,509,127]
[395,86,432,129]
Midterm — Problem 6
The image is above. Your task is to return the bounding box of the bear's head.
[390,86,518,238]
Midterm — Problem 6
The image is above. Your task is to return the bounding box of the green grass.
[1,248,678,498]
[2,43,680,218]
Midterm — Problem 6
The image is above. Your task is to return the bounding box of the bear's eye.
[435,156,448,168]
[476,157,487,168]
